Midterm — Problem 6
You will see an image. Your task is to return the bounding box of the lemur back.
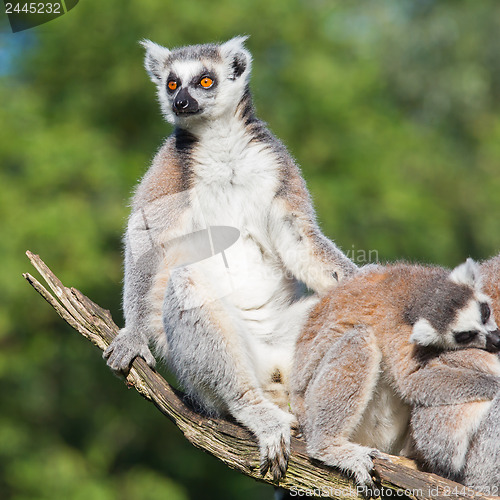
[291,259,500,493]
[104,37,356,480]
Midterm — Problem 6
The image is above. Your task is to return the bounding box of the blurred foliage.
[1,0,500,498]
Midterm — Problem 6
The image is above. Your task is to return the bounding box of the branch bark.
[23,250,496,500]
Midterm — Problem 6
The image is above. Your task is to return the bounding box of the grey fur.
[104,37,357,481]
[410,380,500,491]
[462,392,500,491]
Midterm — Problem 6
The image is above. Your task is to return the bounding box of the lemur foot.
[103,328,156,373]
[317,443,381,498]
[258,410,294,481]
[356,449,385,499]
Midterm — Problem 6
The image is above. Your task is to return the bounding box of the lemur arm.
[105,134,198,372]
[104,180,189,372]
[397,361,500,407]
[104,218,164,371]
[269,166,357,294]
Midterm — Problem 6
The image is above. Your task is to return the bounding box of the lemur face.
[410,259,500,353]
[140,37,251,126]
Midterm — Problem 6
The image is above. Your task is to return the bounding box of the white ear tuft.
[221,35,249,52]
[410,318,439,346]
[220,36,252,80]
[140,39,171,84]
[449,258,481,288]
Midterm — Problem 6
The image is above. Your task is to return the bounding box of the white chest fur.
[191,120,279,223]
[170,120,297,316]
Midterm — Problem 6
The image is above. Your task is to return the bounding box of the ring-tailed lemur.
[103,36,357,480]
[410,254,500,492]
[290,259,500,494]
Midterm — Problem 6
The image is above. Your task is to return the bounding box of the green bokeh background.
[1,1,500,498]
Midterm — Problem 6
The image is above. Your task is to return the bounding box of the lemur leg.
[162,268,294,481]
[302,326,382,493]
[462,392,500,491]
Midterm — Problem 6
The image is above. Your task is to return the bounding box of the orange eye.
[200,77,214,88]
[167,80,178,91]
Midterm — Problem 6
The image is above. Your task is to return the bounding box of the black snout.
[173,88,199,115]
[486,329,500,353]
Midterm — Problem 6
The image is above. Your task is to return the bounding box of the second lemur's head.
[408,259,500,353]
[140,36,252,127]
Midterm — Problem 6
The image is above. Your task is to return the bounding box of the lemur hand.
[104,328,156,373]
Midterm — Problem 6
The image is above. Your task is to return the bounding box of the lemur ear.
[410,318,439,346]
[220,36,252,80]
[450,258,481,288]
[140,39,171,84]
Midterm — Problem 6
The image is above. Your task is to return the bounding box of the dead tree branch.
[23,251,496,500]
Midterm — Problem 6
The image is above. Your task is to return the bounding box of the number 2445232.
[5,3,62,14]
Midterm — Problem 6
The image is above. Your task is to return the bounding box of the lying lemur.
[104,37,356,480]
[291,258,500,494]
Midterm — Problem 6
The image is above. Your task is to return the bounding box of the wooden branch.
[23,250,497,500]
